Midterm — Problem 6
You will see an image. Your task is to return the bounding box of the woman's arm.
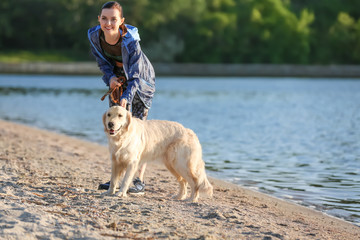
[120,41,142,104]
[89,43,116,86]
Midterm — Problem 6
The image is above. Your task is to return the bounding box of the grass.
[0,50,89,63]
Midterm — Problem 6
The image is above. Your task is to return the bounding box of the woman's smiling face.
[98,8,124,36]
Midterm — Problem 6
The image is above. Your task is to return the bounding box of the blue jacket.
[88,24,155,108]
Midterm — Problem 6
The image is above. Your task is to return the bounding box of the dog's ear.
[102,112,107,131]
[126,110,132,131]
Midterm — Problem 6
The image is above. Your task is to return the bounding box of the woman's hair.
[101,1,127,37]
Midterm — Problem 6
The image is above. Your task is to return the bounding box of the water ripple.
[1,75,360,225]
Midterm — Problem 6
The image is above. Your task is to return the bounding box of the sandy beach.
[0,119,359,239]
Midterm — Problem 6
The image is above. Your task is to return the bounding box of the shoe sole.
[128,191,145,195]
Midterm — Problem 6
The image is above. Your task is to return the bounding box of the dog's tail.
[193,158,213,197]
[198,173,213,197]
[187,129,214,197]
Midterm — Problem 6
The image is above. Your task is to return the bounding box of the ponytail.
[120,23,127,38]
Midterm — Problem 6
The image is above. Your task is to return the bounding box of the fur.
[102,106,213,202]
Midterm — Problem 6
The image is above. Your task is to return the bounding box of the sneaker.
[98,178,145,193]
[98,181,111,190]
[127,177,145,195]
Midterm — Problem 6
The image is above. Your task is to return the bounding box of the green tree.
[121,0,207,62]
[1,0,360,64]
[0,0,100,59]
[241,0,314,63]
[290,0,360,64]
[177,0,313,63]
[329,12,360,63]
[177,0,247,63]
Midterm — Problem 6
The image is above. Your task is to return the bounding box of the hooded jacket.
[88,24,155,108]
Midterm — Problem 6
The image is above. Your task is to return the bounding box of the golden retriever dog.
[102,106,213,202]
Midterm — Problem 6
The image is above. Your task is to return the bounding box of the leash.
[100,76,126,104]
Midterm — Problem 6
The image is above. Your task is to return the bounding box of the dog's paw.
[172,194,187,200]
[187,197,199,203]
[101,190,115,196]
[116,191,128,198]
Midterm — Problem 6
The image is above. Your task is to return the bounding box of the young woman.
[88,1,155,194]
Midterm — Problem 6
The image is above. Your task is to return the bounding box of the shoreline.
[0,119,359,239]
[1,62,360,78]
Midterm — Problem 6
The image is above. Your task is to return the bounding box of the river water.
[0,74,359,225]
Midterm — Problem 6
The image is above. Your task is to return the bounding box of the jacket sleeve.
[90,43,116,86]
[121,41,142,104]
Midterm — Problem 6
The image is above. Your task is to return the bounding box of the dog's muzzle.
[108,122,120,135]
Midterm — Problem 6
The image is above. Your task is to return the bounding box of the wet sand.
[0,119,359,239]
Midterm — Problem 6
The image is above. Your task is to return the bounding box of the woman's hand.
[109,77,127,108]
[110,77,121,89]
[120,98,127,108]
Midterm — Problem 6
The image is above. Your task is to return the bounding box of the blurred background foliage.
[0,0,360,64]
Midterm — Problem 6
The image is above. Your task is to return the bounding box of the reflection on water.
[0,74,360,225]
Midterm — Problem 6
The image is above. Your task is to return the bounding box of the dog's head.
[102,106,132,136]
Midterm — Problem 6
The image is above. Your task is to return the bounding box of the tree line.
[1,0,360,64]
